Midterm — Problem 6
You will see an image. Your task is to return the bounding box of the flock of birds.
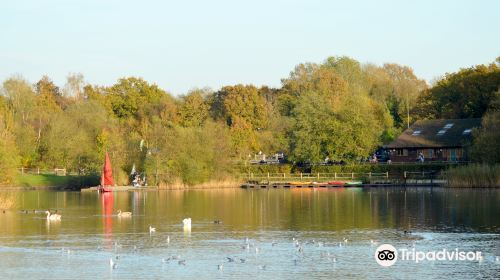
[97,210,361,272]
[14,209,500,273]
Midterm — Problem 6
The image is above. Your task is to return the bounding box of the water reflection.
[0,188,498,279]
[0,188,499,236]
[101,192,114,249]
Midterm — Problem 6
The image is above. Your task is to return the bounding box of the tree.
[0,96,19,184]
[178,89,210,127]
[2,77,39,167]
[288,92,383,163]
[324,56,367,95]
[281,63,348,111]
[470,90,500,164]
[63,73,85,100]
[2,76,36,124]
[39,100,109,172]
[214,85,267,128]
[105,77,167,119]
[413,59,499,119]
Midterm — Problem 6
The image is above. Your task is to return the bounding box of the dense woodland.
[0,56,499,185]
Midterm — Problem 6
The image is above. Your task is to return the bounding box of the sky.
[1,0,499,95]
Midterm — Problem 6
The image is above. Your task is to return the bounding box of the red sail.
[101,153,114,186]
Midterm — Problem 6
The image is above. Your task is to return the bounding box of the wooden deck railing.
[243,171,443,185]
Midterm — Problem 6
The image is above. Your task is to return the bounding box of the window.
[444,123,454,129]
[412,130,421,136]
[427,149,434,158]
[463,129,472,135]
[396,149,408,156]
[437,130,446,136]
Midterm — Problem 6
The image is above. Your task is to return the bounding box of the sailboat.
[99,153,114,192]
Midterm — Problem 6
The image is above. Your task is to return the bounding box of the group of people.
[130,169,147,187]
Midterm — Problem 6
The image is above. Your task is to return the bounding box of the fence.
[18,168,70,176]
[243,171,443,185]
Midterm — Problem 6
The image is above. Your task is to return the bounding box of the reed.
[157,178,243,190]
[445,164,500,188]
[0,193,20,209]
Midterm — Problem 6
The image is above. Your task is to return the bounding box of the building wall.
[387,147,465,162]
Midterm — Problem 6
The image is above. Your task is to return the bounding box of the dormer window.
[437,130,446,136]
[463,129,472,135]
[444,123,454,129]
[412,130,421,136]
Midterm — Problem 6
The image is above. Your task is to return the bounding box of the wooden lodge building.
[385,118,481,162]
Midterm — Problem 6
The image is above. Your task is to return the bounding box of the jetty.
[241,172,445,189]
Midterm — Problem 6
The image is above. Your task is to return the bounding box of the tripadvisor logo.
[374,244,483,267]
[375,244,397,267]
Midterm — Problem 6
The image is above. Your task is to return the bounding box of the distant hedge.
[238,163,455,175]
[238,164,293,174]
[311,163,452,174]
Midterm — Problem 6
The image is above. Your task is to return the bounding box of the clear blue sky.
[1,0,499,95]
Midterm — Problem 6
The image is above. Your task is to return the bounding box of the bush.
[311,163,450,174]
[238,164,292,175]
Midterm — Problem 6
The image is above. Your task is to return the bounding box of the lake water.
[0,188,499,279]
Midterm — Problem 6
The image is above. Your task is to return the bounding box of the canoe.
[289,181,312,185]
[345,181,363,186]
[328,181,345,186]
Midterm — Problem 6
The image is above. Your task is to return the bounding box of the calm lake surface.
[0,188,499,279]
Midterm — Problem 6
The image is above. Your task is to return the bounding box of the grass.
[13,173,99,189]
[444,164,500,188]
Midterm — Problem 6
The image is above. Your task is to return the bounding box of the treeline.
[0,56,499,185]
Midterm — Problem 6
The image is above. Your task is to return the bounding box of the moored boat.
[98,153,114,192]
[289,181,312,185]
[327,181,345,186]
[344,181,363,187]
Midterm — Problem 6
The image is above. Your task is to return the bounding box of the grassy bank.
[445,164,500,188]
[12,174,99,189]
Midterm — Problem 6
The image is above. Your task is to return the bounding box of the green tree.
[106,77,168,119]
[178,89,210,127]
[413,59,499,119]
[39,100,109,172]
[2,77,39,166]
[0,96,19,184]
[471,90,500,164]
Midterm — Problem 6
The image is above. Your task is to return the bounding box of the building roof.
[386,118,481,149]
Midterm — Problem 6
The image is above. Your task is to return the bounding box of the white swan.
[45,211,61,221]
[117,210,132,217]
[182,218,191,227]
[109,258,117,269]
[182,218,191,231]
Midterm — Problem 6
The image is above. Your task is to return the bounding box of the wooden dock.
[241,182,443,189]
[240,172,445,189]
